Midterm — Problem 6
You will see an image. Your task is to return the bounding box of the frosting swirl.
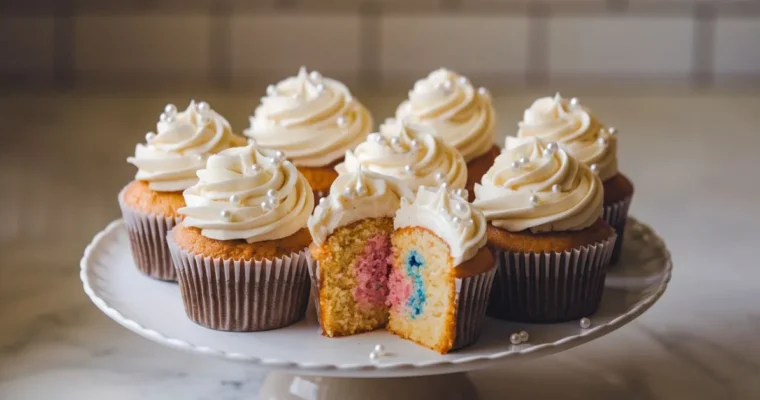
[510,93,618,181]
[473,138,603,233]
[396,68,496,162]
[127,101,241,192]
[246,67,373,167]
[394,186,487,266]
[308,167,413,245]
[335,120,467,192]
[179,143,314,243]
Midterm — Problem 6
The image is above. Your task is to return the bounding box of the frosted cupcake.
[167,143,314,331]
[307,167,413,337]
[507,93,633,264]
[389,185,495,353]
[335,119,467,192]
[120,100,242,281]
[474,138,616,322]
[245,67,373,200]
[395,68,499,199]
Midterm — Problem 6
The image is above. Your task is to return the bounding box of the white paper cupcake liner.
[603,196,632,265]
[118,186,181,281]
[307,253,496,350]
[452,267,497,350]
[167,232,311,332]
[488,233,616,323]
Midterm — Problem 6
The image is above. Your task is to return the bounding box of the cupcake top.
[308,167,413,245]
[335,119,467,192]
[127,100,241,192]
[245,66,373,168]
[395,185,487,266]
[395,68,496,162]
[508,93,618,181]
[474,138,603,233]
[179,143,314,243]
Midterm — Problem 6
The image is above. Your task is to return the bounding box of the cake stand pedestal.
[81,218,671,400]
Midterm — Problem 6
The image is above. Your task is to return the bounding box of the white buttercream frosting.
[179,143,314,243]
[127,101,241,192]
[508,93,618,181]
[335,119,467,192]
[396,68,496,162]
[245,66,373,167]
[308,167,414,245]
[474,138,603,233]
[394,186,487,266]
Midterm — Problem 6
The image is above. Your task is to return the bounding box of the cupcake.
[167,143,314,331]
[395,68,499,199]
[245,67,373,200]
[335,119,467,192]
[507,93,633,264]
[307,167,413,337]
[473,138,616,323]
[120,100,243,281]
[389,185,495,353]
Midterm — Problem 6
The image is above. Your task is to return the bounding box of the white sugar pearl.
[478,87,488,96]
[455,202,466,212]
[598,137,608,146]
[455,189,467,198]
[440,182,449,190]
[229,194,240,205]
[519,331,529,343]
[442,80,452,90]
[434,172,445,182]
[343,187,353,197]
[266,189,276,198]
[220,210,231,220]
[607,127,618,135]
[159,112,169,122]
[315,83,325,93]
[510,333,521,345]
[145,132,156,142]
[195,154,204,162]
[409,139,420,150]
[580,318,591,329]
[452,216,461,225]
[336,116,347,127]
[590,164,600,174]
[529,195,540,206]
[546,142,559,153]
[511,161,521,170]
[261,201,272,211]
[404,165,413,174]
[552,184,562,193]
[250,164,261,174]
[197,101,210,113]
[369,133,384,144]
[309,70,322,81]
[373,344,385,354]
[369,351,379,361]
[390,137,401,147]
[458,76,469,85]
[266,85,277,96]
[569,97,579,107]
[164,104,177,115]
[319,197,328,207]
[519,156,530,165]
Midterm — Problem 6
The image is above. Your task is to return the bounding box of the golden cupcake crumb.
[487,219,615,254]
[121,180,185,218]
[171,224,312,261]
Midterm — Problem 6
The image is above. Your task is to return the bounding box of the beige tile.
[714,17,760,75]
[73,15,211,75]
[230,14,361,81]
[548,16,694,76]
[379,15,529,78]
[0,17,55,74]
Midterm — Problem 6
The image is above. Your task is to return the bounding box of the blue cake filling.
[406,250,426,319]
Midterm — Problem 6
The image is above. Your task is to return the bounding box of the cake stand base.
[260,372,478,400]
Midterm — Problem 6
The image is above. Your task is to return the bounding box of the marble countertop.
[1,88,759,399]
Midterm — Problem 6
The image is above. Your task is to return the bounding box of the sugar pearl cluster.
[510,330,530,345]
[433,74,489,98]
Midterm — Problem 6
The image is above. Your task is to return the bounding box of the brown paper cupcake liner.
[452,267,497,350]
[168,234,311,332]
[603,196,632,266]
[487,233,616,323]
[118,187,181,281]
[306,254,496,350]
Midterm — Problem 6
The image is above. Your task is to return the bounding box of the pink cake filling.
[353,234,391,308]
[386,267,411,311]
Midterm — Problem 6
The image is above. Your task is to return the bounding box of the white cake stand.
[81,218,671,400]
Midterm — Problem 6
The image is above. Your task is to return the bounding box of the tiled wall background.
[1,0,760,88]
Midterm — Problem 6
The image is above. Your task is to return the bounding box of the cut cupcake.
[506,93,633,264]
[167,142,314,331]
[388,185,495,354]
[307,168,413,337]
[121,100,243,281]
[245,66,373,200]
[474,138,616,322]
[395,68,499,199]
[335,119,468,193]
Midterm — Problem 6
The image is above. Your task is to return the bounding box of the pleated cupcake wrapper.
[487,233,616,323]
[167,235,311,332]
[118,187,181,281]
[451,267,497,350]
[603,196,632,266]
[306,254,496,350]
[305,254,323,324]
